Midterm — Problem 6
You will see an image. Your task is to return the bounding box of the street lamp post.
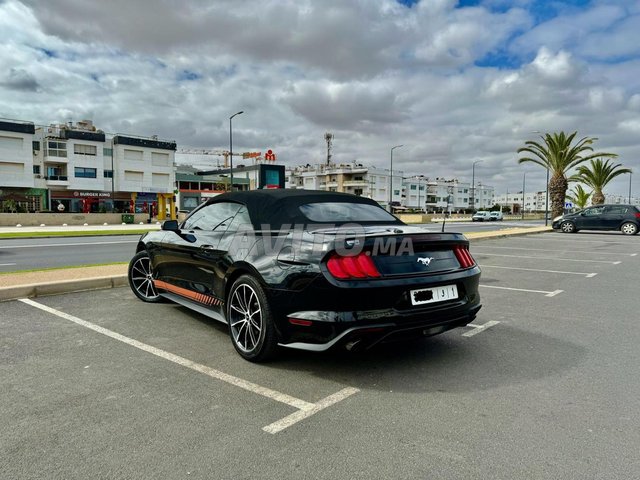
[629,171,633,204]
[522,171,526,220]
[545,167,550,226]
[389,145,403,211]
[471,160,483,212]
[229,111,244,191]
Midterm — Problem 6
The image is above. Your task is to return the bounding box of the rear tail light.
[635,213,640,219]
[453,245,476,269]
[326,252,381,280]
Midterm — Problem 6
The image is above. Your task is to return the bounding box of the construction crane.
[177,149,243,168]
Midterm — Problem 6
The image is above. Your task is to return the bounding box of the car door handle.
[200,245,216,251]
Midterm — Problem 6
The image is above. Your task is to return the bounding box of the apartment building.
[494,191,548,212]
[0,119,45,211]
[402,176,428,210]
[424,178,494,212]
[286,164,495,212]
[1,118,177,219]
[286,163,403,206]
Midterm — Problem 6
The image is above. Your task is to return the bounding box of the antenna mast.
[324,132,334,166]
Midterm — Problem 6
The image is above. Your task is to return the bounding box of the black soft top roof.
[203,189,400,228]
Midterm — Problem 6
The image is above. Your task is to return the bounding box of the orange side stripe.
[154,280,223,306]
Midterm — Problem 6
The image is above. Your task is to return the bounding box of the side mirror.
[162,219,179,231]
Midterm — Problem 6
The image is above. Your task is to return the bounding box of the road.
[0,221,546,272]
[0,235,139,272]
[2,231,638,479]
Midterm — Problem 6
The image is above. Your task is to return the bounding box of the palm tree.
[517,131,617,218]
[567,184,591,209]
[571,158,631,205]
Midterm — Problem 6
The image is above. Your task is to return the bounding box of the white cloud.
[0,0,639,197]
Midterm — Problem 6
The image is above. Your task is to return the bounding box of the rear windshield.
[299,202,398,223]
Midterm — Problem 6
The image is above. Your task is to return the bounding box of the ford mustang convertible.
[128,190,481,361]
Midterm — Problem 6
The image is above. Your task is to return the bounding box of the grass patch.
[0,262,128,275]
[0,229,154,239]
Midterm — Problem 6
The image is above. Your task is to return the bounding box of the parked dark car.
[552,204,640,235]
[128,190,482,361]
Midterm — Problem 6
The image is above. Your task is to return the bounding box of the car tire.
[621,222,638,235]
[227,275,279,362]
[560,221,576,233]
[128,251,163,303]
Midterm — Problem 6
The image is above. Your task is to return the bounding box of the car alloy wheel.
[560,221,576,233]
[621,222,638,235]
[128,251,162,302]
[227,275,278,361]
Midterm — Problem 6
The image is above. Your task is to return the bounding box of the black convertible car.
[128,190,482,361]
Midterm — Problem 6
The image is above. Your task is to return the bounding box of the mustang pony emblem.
[416,256,435,266]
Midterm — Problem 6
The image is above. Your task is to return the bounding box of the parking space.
[473,232,637,298]
[2,231,640,479]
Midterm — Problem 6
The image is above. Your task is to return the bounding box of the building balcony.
[46,176,69,186]
[342,180,369,187]
[44,155,68,164]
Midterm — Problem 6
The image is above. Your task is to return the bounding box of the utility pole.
[471,160,482,212]
[229,110,244,191]
[389,145,403,211]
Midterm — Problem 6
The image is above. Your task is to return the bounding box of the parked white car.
[489,211,504,221]
[472,211,491,222]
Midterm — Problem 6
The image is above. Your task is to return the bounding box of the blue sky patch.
[38,48,57,58]
[178,70,201,81]
[396,0,419,7]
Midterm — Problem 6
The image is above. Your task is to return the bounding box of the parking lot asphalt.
[2,230,639,479]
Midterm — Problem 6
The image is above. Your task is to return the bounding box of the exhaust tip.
[344,339,361,351]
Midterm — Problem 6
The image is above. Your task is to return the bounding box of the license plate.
[410,284,458,306]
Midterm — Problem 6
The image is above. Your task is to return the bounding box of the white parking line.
[19,298,358,434]
[0,263,17,266]
[480,285,563,297]
[474,245,636,256]
[462,320,500,337]
[263,387,360,434]
[479,265,597,277]
[475,253,620,264]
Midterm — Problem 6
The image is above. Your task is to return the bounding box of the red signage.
[264,149,276,161]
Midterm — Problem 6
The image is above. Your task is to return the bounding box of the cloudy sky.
[1,0,639,195]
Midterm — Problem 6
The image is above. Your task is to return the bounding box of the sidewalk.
[0,225,552,302]
[0,223,161,234]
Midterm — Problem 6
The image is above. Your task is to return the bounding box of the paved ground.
[1,230,638,479]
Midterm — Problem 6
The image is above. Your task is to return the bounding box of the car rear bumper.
[277,300,481,352]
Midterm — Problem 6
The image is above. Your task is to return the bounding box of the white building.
[402,176,428,210]
[286,163,403,207]
[495,191,548,212]
[603,193,640,207]
[0,119,44,211]
[286,164,495,212]
[423,178,494,213]
[1,118,177,218]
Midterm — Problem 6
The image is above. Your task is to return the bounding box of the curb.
[0,275,128,302]
[0,227,553,302]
